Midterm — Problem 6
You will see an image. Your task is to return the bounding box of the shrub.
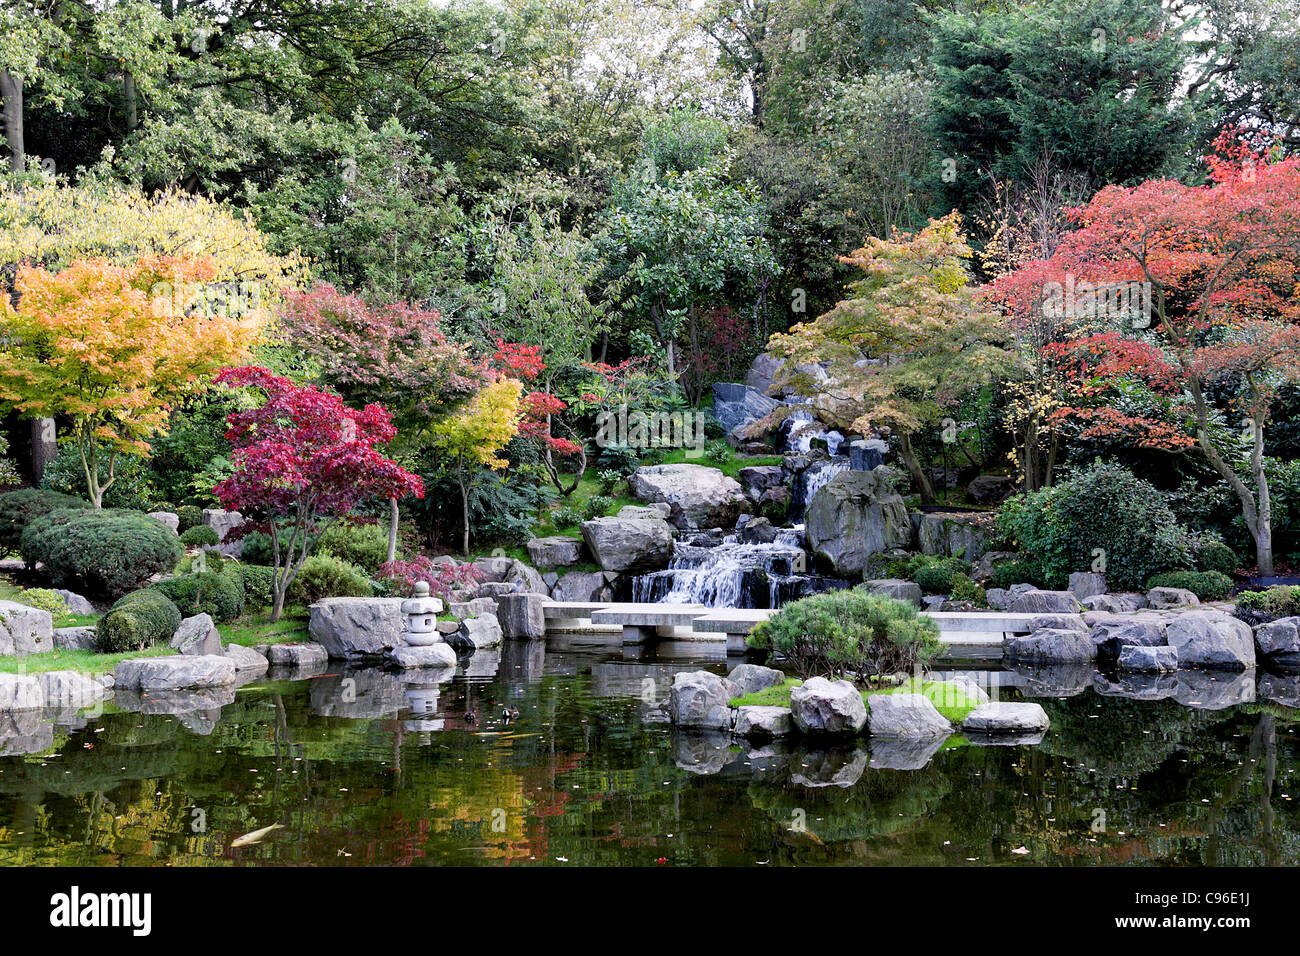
[176,505,203,533]
[1145,569,1234,601]
[989,558,1045,590]
[552,506,582,530]
[97,588,182,653]
[15,588,69,615]
[376,556,484,599]
[237,530,274,565]
[582,495,615,521]
[41,444,154,511]
[909,556,969,594]
[317,521,392,574]
[596,444,640,476]
[149,570,245,622]
[704,439,732,466]
[947,573,986,606]
[596,469,623,495]
[996,461,1192,591]
[1235,585,1300,625]
[1196,540,1239,575]
[748,590,943,680]
[287,554,372,605]
[21,508,184,598]
[0,489,92,557]
[238,564,275,610]
[179,525,220,547]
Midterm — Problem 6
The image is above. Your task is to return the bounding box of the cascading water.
[631,529,849,609]
[798,457,850,513]
[782,408,845,455]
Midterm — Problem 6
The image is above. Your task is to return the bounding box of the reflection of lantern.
[401,580,443,647]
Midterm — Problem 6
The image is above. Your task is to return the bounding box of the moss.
[864,678,980,724]
[729,677,802,708]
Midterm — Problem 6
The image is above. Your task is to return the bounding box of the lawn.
[0,644,174,675]
[730,675,980,724]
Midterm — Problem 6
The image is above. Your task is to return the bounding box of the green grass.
[0,576,101,628]
[730,677,802,708]
[0,644,174,675]
[866,678,981,724]
[217,608,311,647]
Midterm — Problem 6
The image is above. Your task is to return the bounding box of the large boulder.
[53,625,98,652]
[726,663,786,697]
[1165,611,1255,670]
[669,670,736,731]
[114,655,236,690]
[0,601,53,657]
[805,470,912,576]
[1091,618,1167,657]
[580,516,673,572]
[497,593,546,640]
[1081,593,1146,614]
[0,674,44,710]
[265,643,329,667]
[1026,613,1088,633]
[1117,644,1179,673]
[736,465,786,502]
[1005,628,1098,664]
[966,474,1016,505]
[1067,572,1108,600]
[713,382,783,440]
[550,570,612,603]
[1147,586,1200,610]
[628,463,750,530]
[861,579,923,608]
[36,670,109,710]
[744,353,783,395]
[148,511,180,533]
[170,613,223,656]
[225,643,269,675]
[734,705,793,738]
[1254,616,1300,666]
[473,556,514,583]
[526,536,586,569]
[790,676,867,734]
[201,508,244,542]
[1009,590,1082,614]
[53,589,95,616]
[449,614,503,650]
[911,511,987,562]
[962,701,1050,735]
[867,693,952,738]
[308,597,406,660]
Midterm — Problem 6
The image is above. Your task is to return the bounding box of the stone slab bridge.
[541,601,1041,659]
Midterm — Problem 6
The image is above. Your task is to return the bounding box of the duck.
[502,705,520,722]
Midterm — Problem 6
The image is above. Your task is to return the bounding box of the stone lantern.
[387,581,456,669]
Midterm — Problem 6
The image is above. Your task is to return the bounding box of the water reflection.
[0,645,1297,866]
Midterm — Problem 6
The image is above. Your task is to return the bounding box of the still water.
[1,639,1298,866]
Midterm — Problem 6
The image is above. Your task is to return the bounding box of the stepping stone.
[114,655,236,691]
[962,701,1050,735]
[387,644,457,668]
[265,643,329,667]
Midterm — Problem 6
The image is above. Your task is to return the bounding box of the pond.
[1,640,1298,866]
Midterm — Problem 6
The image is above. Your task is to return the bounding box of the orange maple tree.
[0,256,262,506]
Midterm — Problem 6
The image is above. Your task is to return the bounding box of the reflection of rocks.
[265,660,329,682]
[114,685,236,715]
[1174,669,1256,710]
[965,731,1046,748]
[499,640,546,682]
[869,734,948,770]
[791,746,869,788]
[1093,672,1179,701]
[1259,673,1300,709]
[672,730,732,775]
[0,710,53,755]
[590,662,684,700]
[310,668,407,719]
[461,648,501,680]
[1009,663,1096,697]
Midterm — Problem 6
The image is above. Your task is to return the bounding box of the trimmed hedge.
[1196,541,1239,576]
[149,570,244,622]
[179,525,220,547]
[1145,570,1235,601]
[238,564,275,610]
[317,521,391,574]
[176,505,203,533]
[0,489,92,557]
[98,588,182,653]
[21,508,184,598]
[287,554,372,605]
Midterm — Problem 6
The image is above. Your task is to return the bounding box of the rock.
[669,671,736,731]
[580,516,674,572]
[525,536,587,568]
[308,597,406,660]
[972,551,1018,584]
[1026,613,1088,633]
[962,701,1050,734]
[1009,590,1081,614]
[744,353,783,395]
[265,642,330,667]
[449,615,503,650]
[734,705,793,738]
[475,582,517,600]
[861,578,923,608]
[617,503,672,519]
[984,588,1012,610]
[435,620,460,635]
[1117,644,1179,673]
[790,676,867,734]
[755,486,791,521]
[911,511,987,561]
[736,465,785,500]
[713,381,783,440]
[114,655,236,690]
[201,508,244,541]
[225,643,269,674]
[449,597,497,619]
[170,613,223,656]
[737,516,778,544]
[388,643,457,668]
[1005,628,1098,663]
[550,570,611,603]
[1091,618,1168,658]
[148,511,180,533]
[849,439,888,471]
[966,474,1016,505]
[628,463,750,530]
[1253,617,1300,666]
[726,663,786,697]
[53,589,95,616]
[1147,586,1200,609]
[0,674,44,710]
[36,670,108,710]
[867,693,951,737]
[805,470,913,576]
[1165,611,1255,670]
[0,601,53,657]
[53,625,98,652]
[497,593,546,640]
[1081,593,1145,613]
[1068,572,1108,600]
[473,556,514,582]
[503,559,548,595]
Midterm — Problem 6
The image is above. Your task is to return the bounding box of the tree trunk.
[29,417,56,484]
[387,497,399,563]
[458,471,470,557]
[899,432,935,504]
[0,69,24,174]
[123,72,138,131]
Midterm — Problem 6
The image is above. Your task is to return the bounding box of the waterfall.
[783,409,846,455]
